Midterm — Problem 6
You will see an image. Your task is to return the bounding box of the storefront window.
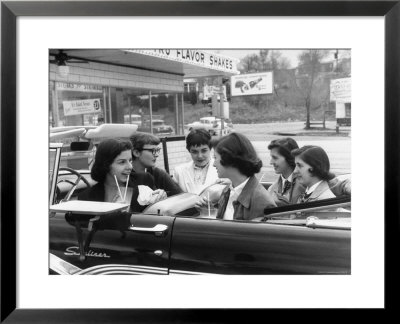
[113,88,181,136]
[49,81,183,135]
[51,81,106,127]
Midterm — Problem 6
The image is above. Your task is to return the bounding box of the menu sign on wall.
[63,98,102,116]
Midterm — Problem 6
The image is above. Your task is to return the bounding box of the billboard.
[203,85,225,101]
[330,77,351,102]
[231,72,273,96]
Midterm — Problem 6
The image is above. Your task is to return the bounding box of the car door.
[168,217,351,275]
[49,213,175,275]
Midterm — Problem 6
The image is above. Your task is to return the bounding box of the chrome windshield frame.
[49,143,63,206]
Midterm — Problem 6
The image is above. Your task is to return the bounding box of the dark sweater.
[141,167,183,197]
[78,172,155,213]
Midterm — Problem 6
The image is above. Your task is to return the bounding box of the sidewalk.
[272,121,351,137]
[234,121,351,141]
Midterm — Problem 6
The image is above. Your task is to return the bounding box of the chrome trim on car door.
[50,253,82,275]
[50,253,169,275]
[75,264,168,275]
[169,269,220,275]
[129,224,168,235]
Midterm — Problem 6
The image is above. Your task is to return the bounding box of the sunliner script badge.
[64,246,110,258]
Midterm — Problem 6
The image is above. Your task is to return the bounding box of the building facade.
[49,49,239,136]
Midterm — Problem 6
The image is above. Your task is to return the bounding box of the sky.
[217,49,302,68]
[217,49,351,68]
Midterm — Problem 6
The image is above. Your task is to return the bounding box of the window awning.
[49,49,240,78]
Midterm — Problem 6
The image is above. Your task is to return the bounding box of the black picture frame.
[1,0,399,322]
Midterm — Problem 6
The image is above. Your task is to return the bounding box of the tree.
[239,53,260,73]
[258,49,270,71]
[293,50,329,129]
[269,51,291,70]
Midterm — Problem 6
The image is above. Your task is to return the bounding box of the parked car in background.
[186,116,233,136]
[138,119,175,136]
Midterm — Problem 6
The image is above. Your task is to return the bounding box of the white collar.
[229,177,250,196]
[306,180,323,194]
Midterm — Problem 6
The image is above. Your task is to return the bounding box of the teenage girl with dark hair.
[78,138,165,212]
[211,132,276,220]
[173,129,220,194]
[291,145,336,203]
[267,137,305,206]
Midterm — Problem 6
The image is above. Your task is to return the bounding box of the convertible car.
[49,124,351,275]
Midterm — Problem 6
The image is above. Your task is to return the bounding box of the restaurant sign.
[127,49,240,74]
[63,98,102,116]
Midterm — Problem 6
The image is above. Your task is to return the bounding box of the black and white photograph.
[3,1,397,318]
[49,48,352,275]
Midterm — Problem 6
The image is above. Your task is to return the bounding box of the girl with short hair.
[212,132,276,220]
[291,145,336,203]
[267,137,305,205]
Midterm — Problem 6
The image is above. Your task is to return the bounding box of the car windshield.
[49,148,57,197]
[49,144,63,204]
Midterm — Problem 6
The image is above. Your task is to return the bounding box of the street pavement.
[232,122,351,182]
